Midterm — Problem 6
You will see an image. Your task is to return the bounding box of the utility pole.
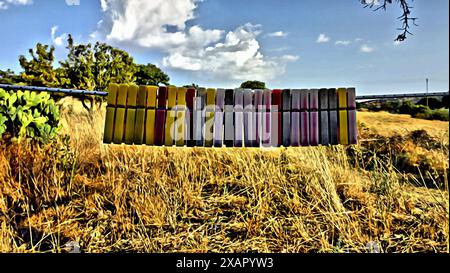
[426,78,429,107]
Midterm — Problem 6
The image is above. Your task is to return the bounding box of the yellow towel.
[124,85,138,144]
[205,88,216,146]
[112,84,129,144]
[337,88,348,145]
[144,86,158,145]
[103,83,118,143]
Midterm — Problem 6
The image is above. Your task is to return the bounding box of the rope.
[0,84,108,97]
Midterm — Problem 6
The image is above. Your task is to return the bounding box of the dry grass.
[0,102,448,253]
[358,111,449,142]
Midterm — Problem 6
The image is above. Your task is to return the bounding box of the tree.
[0,69,21,85]
[183,83,199,89]
[417,97,442,110]
[135,63,170,86]
[19,43,69,88]
[360,0,417,41]
[240,80,266,90]
[441,95,449,109]
[59,35,137,112]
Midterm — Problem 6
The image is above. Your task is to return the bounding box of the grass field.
[0,101,448,253]
[358,111,449,140]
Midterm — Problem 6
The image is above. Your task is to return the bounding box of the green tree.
[135,63,170,86]
[442,95,449,108]
[183,83,199,89]
[417,97,443,110]
[0,69,21,85]
[240,80,266,90]
[59,35,137,112]
[19,43,68,88]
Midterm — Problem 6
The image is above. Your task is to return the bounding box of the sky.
[0,0,448,95]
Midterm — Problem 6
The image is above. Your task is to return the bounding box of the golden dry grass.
[358,111,449,142]
[0,103,448,253]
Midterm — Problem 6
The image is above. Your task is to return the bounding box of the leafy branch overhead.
[361,0,418,41]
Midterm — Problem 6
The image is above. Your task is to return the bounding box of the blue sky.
[0,0,448,95]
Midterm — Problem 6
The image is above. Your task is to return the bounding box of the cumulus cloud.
[360,44,375,53]
[100,0,209,49]
[335,40,351,46]
[316,33,330,43]
[95,0,298,82]
[0,0,32,10]
[163,23,298,81]
[266,31,288,38]
[51,26,68,47]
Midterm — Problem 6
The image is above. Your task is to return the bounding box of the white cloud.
[335,40,351,46]
[316,33,330,43]
[51,25,68,47]
[94,0,298,82]
[360,44,375,53]
[100,0,108,11]
[266,31,288,38]
[363,0,380,5]
[279,55,299,62]
[393,40,402,46]
[101,0,204,49]
[355,38,363,42]
[163,23,299,81]
[0,0,32,10]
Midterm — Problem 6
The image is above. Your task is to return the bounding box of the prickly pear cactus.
[0,88,61,143]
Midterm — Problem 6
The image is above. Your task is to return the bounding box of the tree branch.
[361,0,418,41]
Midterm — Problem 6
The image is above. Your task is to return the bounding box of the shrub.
[417,97,443,109]
[430,108,449,121]
[384,100,401,112]
[411,105,432,119]
[397,100,415,114]
[0,88,61,143]
[442,95,449,108]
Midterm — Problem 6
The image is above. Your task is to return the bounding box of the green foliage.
[0,88,60,143]
[417,97,443,109]
[135,63,170,86]
[3,34,173,113]
[60,35,137,91]
[429,108,449,121]
[183,83,199,89]
[400,102,449,121]
[442,95,449,108]
[59,35,138,112]
[410,104,431,117]
[397,100,415,114]
[240,80,266,90]
[19,43,69,88]
[0,69,21,85]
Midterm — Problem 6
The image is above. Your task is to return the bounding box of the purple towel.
[310,112,319,146]
[300,111,309,146]
[254,90,263,147]
[291,112,300,146]
[309,89,319,146]
[262,89,272,147]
